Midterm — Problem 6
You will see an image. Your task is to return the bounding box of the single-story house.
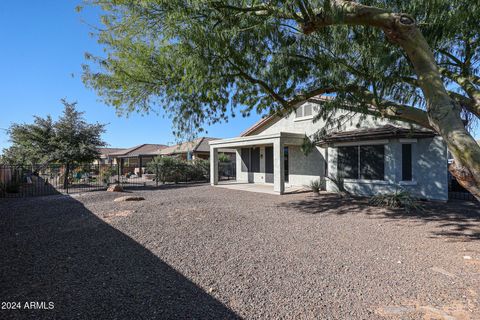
[160,137,234,161]
[111,144,168,176]
[209,97,448,201]
[94,147,127,165]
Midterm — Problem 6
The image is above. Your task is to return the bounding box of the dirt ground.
[1,184,479,319]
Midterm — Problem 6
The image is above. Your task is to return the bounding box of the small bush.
[326,174,349,197]
[147,157,209,184]
[100,166,117,184]
[218,153,230,163]
[309,179,322,193]
[369,189,423,213]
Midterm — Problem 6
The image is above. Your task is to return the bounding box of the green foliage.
[100,166,117,184]
[2,100,106,165]
[309,179,323,193]
[218,153,230,163]
[147,156,209,184]
[369,189,423,213]
[326,174,348,195]
[301,135,315,156]
[188,159,210,181]
[81,0,480,137]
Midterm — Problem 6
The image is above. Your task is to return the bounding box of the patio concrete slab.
[215,181,309,195]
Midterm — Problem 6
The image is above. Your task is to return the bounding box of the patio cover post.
[210,147,219,185]
[273,138,285,194]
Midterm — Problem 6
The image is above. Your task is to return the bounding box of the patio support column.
[273,139,285,194]
[210,147,219,185]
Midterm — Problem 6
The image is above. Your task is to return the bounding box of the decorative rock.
[107,184,124,192]
[113,196,145,202]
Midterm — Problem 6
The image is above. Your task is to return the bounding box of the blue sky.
[0,2,477,151]
[0,1,261,150]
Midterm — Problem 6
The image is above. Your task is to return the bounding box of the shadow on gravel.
[123,181,209,192]
[281,193,480,242]
[0,195,240,320]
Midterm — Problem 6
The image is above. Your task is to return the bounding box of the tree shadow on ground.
[122,181,209,192]
[0,196,240,320]
[281,193,480,242]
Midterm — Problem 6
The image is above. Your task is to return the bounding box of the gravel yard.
[1,184,480,319]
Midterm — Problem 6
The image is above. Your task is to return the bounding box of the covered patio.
[209,132,305,194]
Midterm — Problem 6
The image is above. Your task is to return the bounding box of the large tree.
[81,0,480,200]
[3,100,106,187]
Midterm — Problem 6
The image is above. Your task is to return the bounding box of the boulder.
[107,184,124,192]
[114,196,145,202]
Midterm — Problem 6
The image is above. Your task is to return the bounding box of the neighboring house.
[160,137,228,160]
[94,147,127,165]
[210,97,448,201]
[111,144,168,176]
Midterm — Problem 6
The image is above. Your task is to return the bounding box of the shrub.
[218,153,230,163]
[188,159,209,181]
[100,166,117,184]
[369,189,423,213]
[147,157,209,184]
[326,174,349,197]
[309,179,322,194]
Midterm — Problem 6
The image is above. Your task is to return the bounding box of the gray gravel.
[1,184,479,319]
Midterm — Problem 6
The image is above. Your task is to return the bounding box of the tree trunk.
[384,15,480,201]
[304,1,480,201]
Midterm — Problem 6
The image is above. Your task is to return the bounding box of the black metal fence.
[448,172,476,201]
[218,161,236,181]
[0,162,210,198]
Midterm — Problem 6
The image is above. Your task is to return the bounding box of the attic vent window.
[295,104,314,118]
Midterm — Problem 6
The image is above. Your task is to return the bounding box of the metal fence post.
[117,163,120,186]
[66,166,69,194]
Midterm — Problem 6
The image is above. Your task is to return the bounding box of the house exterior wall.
[236,146,267,184]
[259,105,406,136]
[235,144,325,187]
[232,101,448,200]
[326,137,448,201]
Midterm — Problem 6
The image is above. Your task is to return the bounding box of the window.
[360,145,384,180]
[250,147,260,173]
[304,104,312,116]
[337,145,385,180]
[295,107,303,118]
[402,144,412,181]
[338,146,359,179]
[295,104,314,118]
[241,148,250,172]
[265,146,273,174]
[241,147,260,173]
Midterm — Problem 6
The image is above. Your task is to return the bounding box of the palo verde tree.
[80,1,480,201]
[4,100,106,188]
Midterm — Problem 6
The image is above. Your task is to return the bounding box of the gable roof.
[97,147,127,156]
[111,144,168,158]
[316,125,437,147]
[160,137,219,155]
[240,114,279,137]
